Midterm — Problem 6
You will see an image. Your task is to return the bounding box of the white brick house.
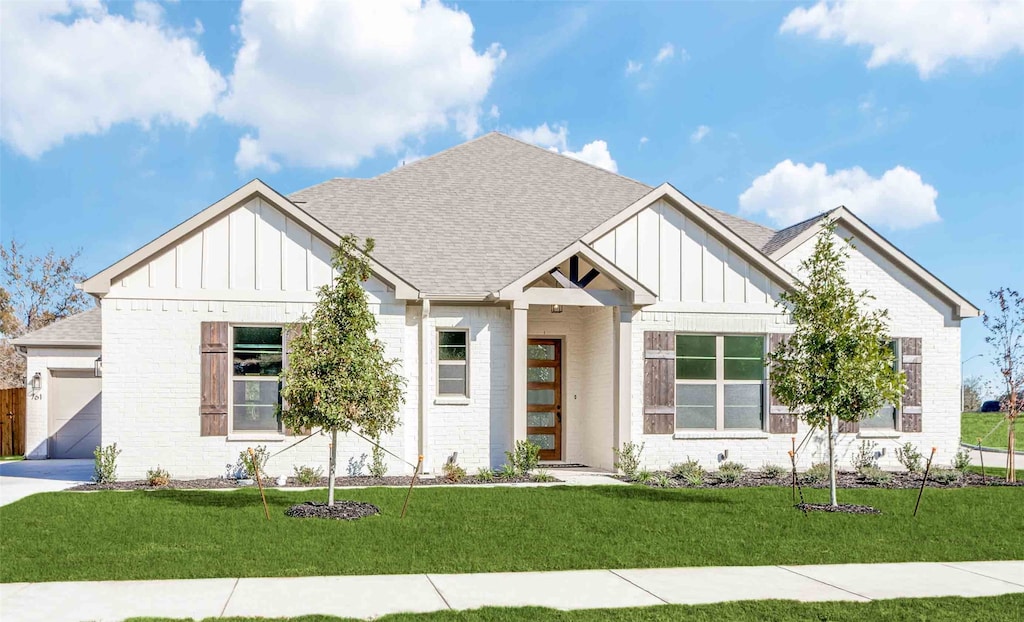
[13,133,979,478]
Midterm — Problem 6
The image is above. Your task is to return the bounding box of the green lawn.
[965,465,1024,480]
[127,594,1024,622]
[3,485,1023,583]
[961,412,1019,449]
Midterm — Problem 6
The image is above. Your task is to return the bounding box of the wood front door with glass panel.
[527,338,562,460]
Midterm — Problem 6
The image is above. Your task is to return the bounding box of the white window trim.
[436,327,470,400]
[229,324,285,437]
[675,334,766,432]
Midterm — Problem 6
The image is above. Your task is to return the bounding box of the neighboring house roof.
[291,132,653,298]
[11,308,102,348]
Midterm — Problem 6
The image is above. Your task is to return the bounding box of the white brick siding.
[100,297,413,479]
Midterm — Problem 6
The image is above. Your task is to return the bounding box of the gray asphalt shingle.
[12,307,101,347]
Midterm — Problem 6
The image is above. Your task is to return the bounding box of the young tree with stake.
[280,236,405,505]
[983,288,1022,482]
[769,222,905,507]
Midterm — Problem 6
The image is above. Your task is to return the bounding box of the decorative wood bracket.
[550,256,601,289]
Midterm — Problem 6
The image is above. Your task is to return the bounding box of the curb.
[960,442,1024,456]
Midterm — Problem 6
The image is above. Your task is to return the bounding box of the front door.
[527,338,562,461]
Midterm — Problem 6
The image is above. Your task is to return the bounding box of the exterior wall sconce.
[550,304,563,314]
[94,356,103,378]
[30,372,42,391]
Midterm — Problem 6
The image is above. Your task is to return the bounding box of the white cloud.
[512,123,618,172]
[234,134,280,173]
[690,125,711,143]
[738,160,940,229]
[220,0,504,171]
[0,1,225,158]
[639,136,649,147]
[780,0,1024,78]
[654,43,675,63]
[564,140,618,173]
[625,59,643,75]
[488,104,500,119]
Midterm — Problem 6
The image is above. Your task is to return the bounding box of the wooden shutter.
[282,324,308,436]
[767,333,797,434]
[900,337,922,432]
[200,322,229,436]
[643,331,675,434]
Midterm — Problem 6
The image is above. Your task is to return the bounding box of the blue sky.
[1,1,1022,388]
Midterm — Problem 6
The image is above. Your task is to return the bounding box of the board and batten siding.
[113,197,390,300]
[592,200,779,305]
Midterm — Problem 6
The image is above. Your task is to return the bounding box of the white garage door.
[48,370,102,459]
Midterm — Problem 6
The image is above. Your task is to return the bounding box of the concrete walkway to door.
[0,459,92,507]
[1,560,1021,621]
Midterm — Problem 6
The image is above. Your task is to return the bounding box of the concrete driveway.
[0,459,92,507]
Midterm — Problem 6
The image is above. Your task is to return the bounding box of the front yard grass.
[961,411,1019,449]
[2,485,1022,583]
[127,594,1024,622]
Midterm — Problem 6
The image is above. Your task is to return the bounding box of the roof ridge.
[371,131,503,182]
[773,208,836,233]
[493,131,653,190]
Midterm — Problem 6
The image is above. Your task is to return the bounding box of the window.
[232,326,283,433]
[861,339,900,430]
[676,334,765,430]
[438,329,469,397]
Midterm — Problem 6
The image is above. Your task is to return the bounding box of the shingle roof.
[291,132,653,297]
[290,132,791,296]
[762,211,833,256]
[12,307,101,347]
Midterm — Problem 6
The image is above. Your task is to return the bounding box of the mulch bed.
[796,503,882,515]
[621,470,1023,490]
[285,500,380,521]
[68,473,557,491]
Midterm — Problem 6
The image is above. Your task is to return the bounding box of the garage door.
[48,370,102,459]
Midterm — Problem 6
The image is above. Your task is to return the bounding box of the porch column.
[614,305,632,451]
[418,299,431,472]
[511,303,528,447]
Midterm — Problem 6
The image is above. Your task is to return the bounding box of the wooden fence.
[0,387,26,457]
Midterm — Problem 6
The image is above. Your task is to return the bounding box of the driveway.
[0,459,93,507]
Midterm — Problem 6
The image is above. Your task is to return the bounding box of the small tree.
[983,288,1022,482]
[769,222,905,507]
[280,236,405,505]
[0,242,91,388]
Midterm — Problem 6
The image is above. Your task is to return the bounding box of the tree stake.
[913,446,937,517]
[249,447,270,521]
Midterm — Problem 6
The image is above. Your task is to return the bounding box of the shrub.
[369,445,388,478]
[441,460,466,483]
[895,443,923,473]
[532,469,556,483]
[634,468,654,484]
[857,465,892,485]
[476,467,494,482]
[670,458,703,479]
[613,441,644,480]
[505,440,541,476]
[930,468,962,485]
[652,473,672,488]
[715,461,745,483]
[803,462,830,484]
[496,463,518,479]
[93,443,121,484]
[238,445,269,479]
[146,466,170,487]
[293,464,323,486]
[761,463,786,479]
[682,470,705,487]
[850,440,879,471]
[952,448,972,473]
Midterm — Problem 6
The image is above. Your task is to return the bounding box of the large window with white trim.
[231,326,283,432]
[675,334,765,430]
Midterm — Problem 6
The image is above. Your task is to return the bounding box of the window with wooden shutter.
[200,322,229,436]
[900,337,922,432]
[767,333,797,434]
[643,331,675,434]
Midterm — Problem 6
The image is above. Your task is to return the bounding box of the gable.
[82,180,418,301]
[110,196,390,302]
[592,199,786,306]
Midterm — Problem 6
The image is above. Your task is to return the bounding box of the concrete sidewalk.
[2,561,1021,622]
